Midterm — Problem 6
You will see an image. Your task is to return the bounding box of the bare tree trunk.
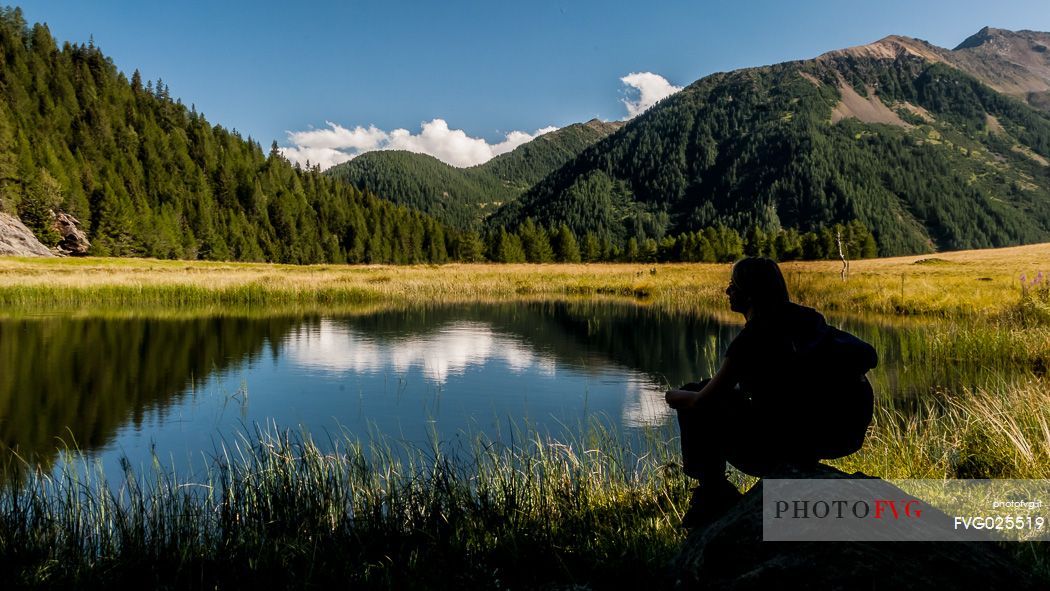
[836,229,849,281]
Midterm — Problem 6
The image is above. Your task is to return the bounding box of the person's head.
[726,257,790,316]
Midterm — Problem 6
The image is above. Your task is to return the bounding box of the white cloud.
[620,72,682,119]
[279,145,353,171]
[279,71,680,169]
[280,119,558,170]
[287,122,388,151]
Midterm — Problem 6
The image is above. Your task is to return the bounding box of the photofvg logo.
[762,479,1050,542]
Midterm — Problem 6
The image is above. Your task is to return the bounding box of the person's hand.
[665,389,699,410]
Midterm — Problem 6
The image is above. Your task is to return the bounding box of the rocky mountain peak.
[817,28,1050,109]
[955,26,1009,50]
[819,35,948,64]
[949,27,1050,98]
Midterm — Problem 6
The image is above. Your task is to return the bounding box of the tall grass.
[835,377,1050,479]
[0,423,689,589]
[3,242,1049,320]
[3,380,1050,587]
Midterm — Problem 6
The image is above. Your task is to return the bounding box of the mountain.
[492,29,1050,256]
[325,119,622,229]
[951,27,1050,111]
[7,6,1050,263]
[819,28,1050,111]
[0,7,466,264]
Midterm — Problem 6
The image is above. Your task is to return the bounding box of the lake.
[0,302,735,480]
[0,300,1024,483]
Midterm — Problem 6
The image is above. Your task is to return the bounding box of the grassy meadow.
[1,244,1049,588]
[1,241,1048,317]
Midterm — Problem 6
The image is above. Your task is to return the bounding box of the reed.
[0,422,689,589]
[837,377,1050,480]
[3,376,1050,587]
[4,378,1050,587]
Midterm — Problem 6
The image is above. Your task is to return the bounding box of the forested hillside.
[0,7,465,264]
[325,120,621,229]
[6,5,1049,265]
[493,35,1050,256]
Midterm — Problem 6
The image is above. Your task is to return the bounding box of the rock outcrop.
[52,211,90,255]
[671,463,1042,590]
[0,212,54,257]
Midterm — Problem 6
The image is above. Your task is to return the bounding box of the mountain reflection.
[0,302,740,475]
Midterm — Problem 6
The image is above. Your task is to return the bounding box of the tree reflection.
[0,316,299,473]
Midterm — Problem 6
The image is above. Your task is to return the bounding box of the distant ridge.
[950,27,1050,109]
[818,35,950,63]
[325,119,622,229]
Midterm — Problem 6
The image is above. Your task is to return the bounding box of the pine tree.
[518,218,553,263]
[625,237,640,262]
[455,230,486,262]
[18,169,62,246]
[552,224,581,263]
[582,231,601,262]
[495,227,526,263]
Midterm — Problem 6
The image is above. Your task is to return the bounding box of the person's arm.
[665,355,739,410]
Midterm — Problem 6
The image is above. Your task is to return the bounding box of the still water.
[0,300,1021,483]
[0,302,739,481]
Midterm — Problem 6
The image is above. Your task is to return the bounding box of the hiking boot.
[680,480,742,529]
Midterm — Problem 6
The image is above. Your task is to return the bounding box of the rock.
[670,463,1043,590]
[51,211,90,255]
[0,211,55,257]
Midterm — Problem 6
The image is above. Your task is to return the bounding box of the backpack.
[791,324,878,459]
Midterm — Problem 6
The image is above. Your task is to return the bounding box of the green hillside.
[0,7,466,264]
[325,150,513,230]
[493,39,1050,256]
[325,120,622,229]
[6,4,1049,264]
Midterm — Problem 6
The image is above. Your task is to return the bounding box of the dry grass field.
[0,242,1047,318]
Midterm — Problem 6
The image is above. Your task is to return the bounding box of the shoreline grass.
[1,423,690,589]
[1,359,1048,587]
[835,377,1050,480]
[3,382,1050,589]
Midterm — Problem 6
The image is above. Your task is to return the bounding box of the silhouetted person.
[665,257,874,528]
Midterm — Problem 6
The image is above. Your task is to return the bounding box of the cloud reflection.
[621,375,674,428]
[284,320,556,384]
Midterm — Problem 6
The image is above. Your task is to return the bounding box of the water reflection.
[0,302,737,477]
[308,301,739,389]
[284,320,557,383]
[0,316,298,470]
[1,301,1034,480]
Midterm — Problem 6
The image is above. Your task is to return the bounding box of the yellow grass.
[1,242,1048,318]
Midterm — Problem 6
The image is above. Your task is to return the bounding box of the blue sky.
[18,0,1050,168]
